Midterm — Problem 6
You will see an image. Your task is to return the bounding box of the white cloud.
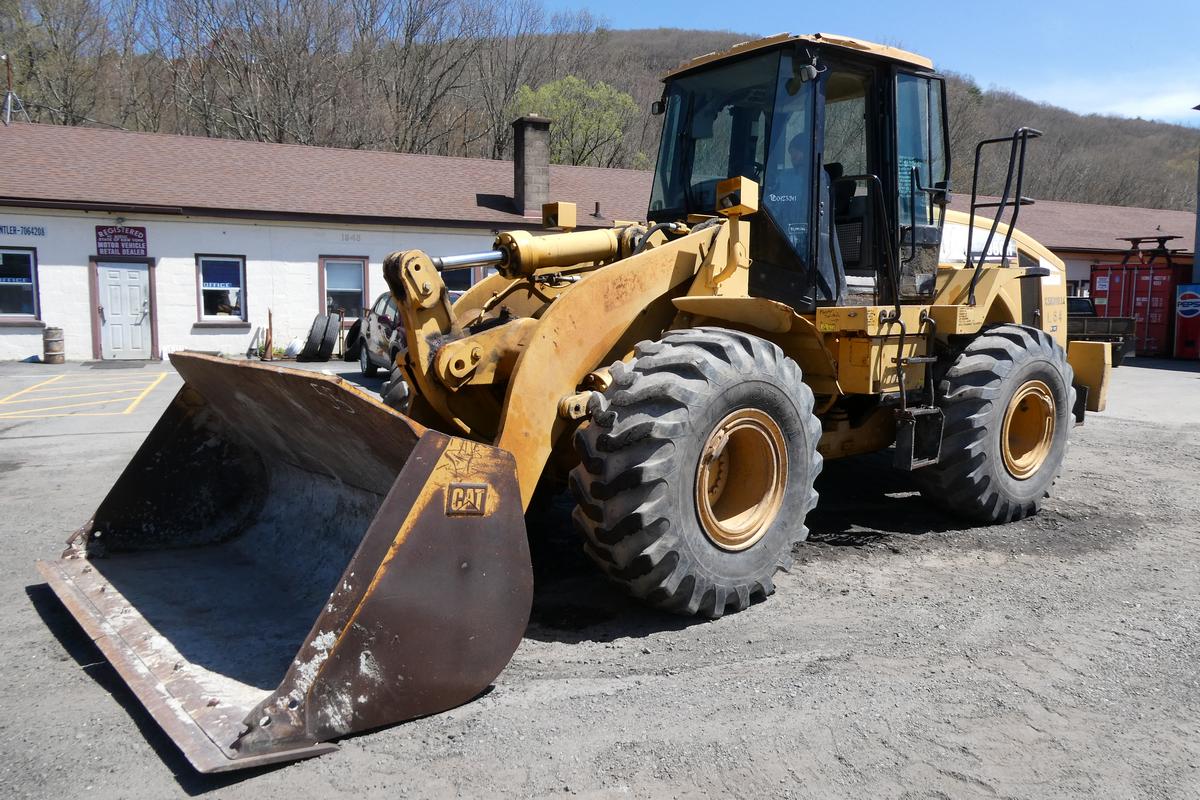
[1006,68,1200,125]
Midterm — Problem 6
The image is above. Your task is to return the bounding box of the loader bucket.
[36,352,532,773]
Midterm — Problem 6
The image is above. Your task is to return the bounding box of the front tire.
[570,328,822,619]
[915,324,1075,523]
[380,364,410,412]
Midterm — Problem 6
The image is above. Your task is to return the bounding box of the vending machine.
[1175,284,1200,359]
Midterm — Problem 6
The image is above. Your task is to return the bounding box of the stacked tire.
[298,313,340,362]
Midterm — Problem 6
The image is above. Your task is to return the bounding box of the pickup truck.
[1067,296,1136,366]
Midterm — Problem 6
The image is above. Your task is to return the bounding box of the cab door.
[894,72,950,298]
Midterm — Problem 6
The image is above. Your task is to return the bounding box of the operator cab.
[648,33,950,312]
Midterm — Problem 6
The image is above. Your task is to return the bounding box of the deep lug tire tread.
[570,327,822,619]
[915,324,1075,524]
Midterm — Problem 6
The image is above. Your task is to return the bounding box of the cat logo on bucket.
[446,482,489,516]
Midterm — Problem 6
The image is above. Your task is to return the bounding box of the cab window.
[760,51,816,261]
[895,73,948,228]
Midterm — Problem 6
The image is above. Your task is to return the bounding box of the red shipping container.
[1090,262,1191,357]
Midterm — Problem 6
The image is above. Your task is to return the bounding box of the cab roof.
[664,32,934,79]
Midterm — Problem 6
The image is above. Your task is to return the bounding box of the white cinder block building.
[2,120,1193,362]
[0,118,649,361]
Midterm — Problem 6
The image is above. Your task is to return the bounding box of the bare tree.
[11,0,110,124]
[471,0,597,159]
[1,7,1194,211]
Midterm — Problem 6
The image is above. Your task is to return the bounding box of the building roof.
[0,123,653,229]
[0,122,1192,257]
[949,194,1195,256]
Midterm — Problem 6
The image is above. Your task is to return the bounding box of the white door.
[99,262,151,360]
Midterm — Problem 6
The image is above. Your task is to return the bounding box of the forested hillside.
[1,1,1196,211]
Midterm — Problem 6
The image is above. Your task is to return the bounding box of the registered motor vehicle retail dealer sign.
[96,225,148,256]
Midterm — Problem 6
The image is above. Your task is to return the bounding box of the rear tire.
[915,324,1074,523]
[343,319,363,362]
[359,342,378,376]
[570,327,822,619]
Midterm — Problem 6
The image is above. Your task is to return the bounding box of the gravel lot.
[1,357,1198,799]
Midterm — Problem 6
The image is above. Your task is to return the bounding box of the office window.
[197,255,246,320]
[322,257,367,318]
[0,248,39,317]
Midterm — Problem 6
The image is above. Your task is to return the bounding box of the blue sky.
[546,0,1200,125]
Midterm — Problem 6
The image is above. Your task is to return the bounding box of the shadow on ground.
[521,451,964,644]
[521,489,700,645]
[26,584,275,796]
[805,451,960,547]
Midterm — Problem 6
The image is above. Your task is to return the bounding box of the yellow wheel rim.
[1001,379,1056,480]
[695,408,788,551]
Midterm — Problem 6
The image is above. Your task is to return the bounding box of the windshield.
[649,48,820,298]
[649,51,779,218]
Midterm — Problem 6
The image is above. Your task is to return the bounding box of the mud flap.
[1071,383,1088,426]
[36,353,532,773]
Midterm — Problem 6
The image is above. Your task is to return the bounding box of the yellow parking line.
[29,379,163,393]
[123,372,168,415]
[1,387,159,405]
[0,396,142,417]
[0,411,135,419]
[49,373,162,381]
[0,374,65,404]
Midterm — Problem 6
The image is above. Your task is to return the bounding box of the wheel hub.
[695,408,788,551]
[1001,379,1056,480]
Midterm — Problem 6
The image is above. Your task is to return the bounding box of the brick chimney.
[512,115,551,217]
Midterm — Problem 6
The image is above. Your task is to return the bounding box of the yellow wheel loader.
[37,32,1111,772]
